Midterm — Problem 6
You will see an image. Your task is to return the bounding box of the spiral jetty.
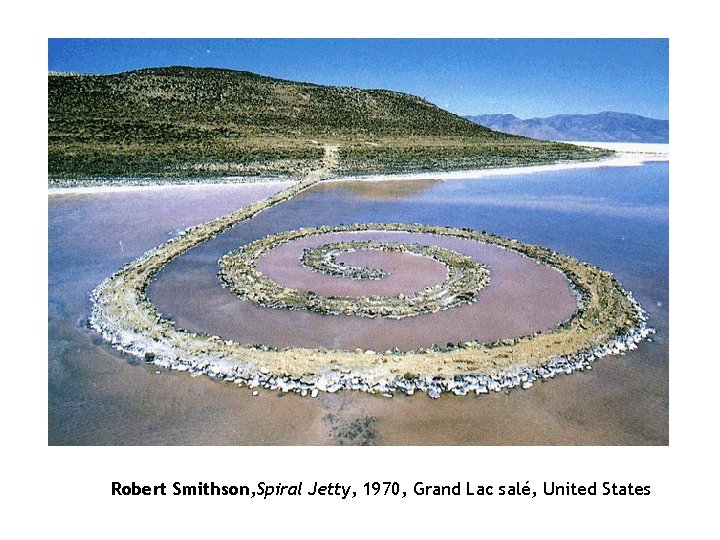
[89,146,653,398]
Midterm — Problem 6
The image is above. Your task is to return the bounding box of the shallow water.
[48,162,668,445]
[151,229,578,351]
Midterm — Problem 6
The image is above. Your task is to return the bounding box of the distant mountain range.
[464,112,669,143]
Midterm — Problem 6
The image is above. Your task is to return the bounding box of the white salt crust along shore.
[86,146,655,399]
[48,142,668,196]
[564,141,669,155]
[47,180,298,196]
[326,142,669,184]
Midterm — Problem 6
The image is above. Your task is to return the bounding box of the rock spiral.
[88,146,652,398]
[218,227,490,319]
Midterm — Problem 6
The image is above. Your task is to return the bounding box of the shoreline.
[326,142,668,184]
[47,179,298,196]
[48,142,668,196]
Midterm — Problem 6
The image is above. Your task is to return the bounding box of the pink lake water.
[49,162,668,445]
[150,230,578,351]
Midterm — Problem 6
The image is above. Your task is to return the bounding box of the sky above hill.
[48,38,668,120]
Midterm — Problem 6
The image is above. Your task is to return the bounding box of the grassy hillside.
[48,66,610,184]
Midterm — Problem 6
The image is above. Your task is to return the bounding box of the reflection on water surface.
[49,162,668,445]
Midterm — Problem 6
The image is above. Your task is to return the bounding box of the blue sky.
[48,38,668,119]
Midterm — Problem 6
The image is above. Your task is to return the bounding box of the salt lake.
[48,160,668,445]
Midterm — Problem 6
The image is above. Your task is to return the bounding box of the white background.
[3,1,717,537]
